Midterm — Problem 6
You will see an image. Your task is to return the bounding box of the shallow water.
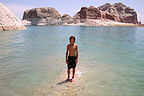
[0,26,144,96]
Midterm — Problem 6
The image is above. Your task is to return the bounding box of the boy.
[66,36,78,82]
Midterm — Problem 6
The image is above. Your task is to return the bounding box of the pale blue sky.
[1,0,144,23]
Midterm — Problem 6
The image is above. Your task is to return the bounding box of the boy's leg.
[66,68,70,81]
[72,68,75,82]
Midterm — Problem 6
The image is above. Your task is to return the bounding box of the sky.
[1,0,144,23]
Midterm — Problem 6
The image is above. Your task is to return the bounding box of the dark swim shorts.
[67,55,77,69]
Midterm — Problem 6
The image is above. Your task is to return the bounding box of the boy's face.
[70,38,74,44]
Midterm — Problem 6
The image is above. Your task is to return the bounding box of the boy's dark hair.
[69,36,75,42]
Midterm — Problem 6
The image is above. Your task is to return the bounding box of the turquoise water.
[0,26,144,96]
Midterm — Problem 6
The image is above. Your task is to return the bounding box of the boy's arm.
[76,45,78,63]
[66,45,69,64]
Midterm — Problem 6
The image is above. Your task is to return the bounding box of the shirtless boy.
[66,36,78,82]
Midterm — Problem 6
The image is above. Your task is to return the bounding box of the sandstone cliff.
[0,2,26,31]
[76,3,138,24]
[98,3,138,24]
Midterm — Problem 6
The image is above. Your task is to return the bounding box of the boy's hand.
[75,59,78,64]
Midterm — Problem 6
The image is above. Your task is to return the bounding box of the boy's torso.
[68,44,77,56]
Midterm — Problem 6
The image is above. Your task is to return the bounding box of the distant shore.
[23,20,144,27]
[22,3,142,28]
[62,21,144,27]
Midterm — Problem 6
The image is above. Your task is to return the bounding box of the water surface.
[0,26,144,96]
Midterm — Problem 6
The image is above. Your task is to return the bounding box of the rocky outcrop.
[23,7,61,20]
[98,3,138,24]
[75,3,138,24]
[22,7,61,25]
[22,3,139,26]
[61,14,74,24]
[0,2,26,31]
[76,6,101,20]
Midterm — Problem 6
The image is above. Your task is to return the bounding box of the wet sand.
[35,67,88,96]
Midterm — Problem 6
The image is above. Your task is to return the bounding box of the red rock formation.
[75,3,138,24]
[76,6,101,20]
[98,3,138,24]
[22,2,138,25]
[101,11,115,21]
[88,6,101,19]
[78,7,88,19]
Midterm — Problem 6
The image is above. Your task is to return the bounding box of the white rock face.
[0,2,26,31]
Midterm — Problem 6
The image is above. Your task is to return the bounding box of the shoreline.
[62,23,144,27]
[24,24,144,27]
[22,20,144,27]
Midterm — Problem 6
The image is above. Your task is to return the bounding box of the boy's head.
[69,36,75,44]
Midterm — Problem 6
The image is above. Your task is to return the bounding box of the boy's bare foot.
[72,78,74,82]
